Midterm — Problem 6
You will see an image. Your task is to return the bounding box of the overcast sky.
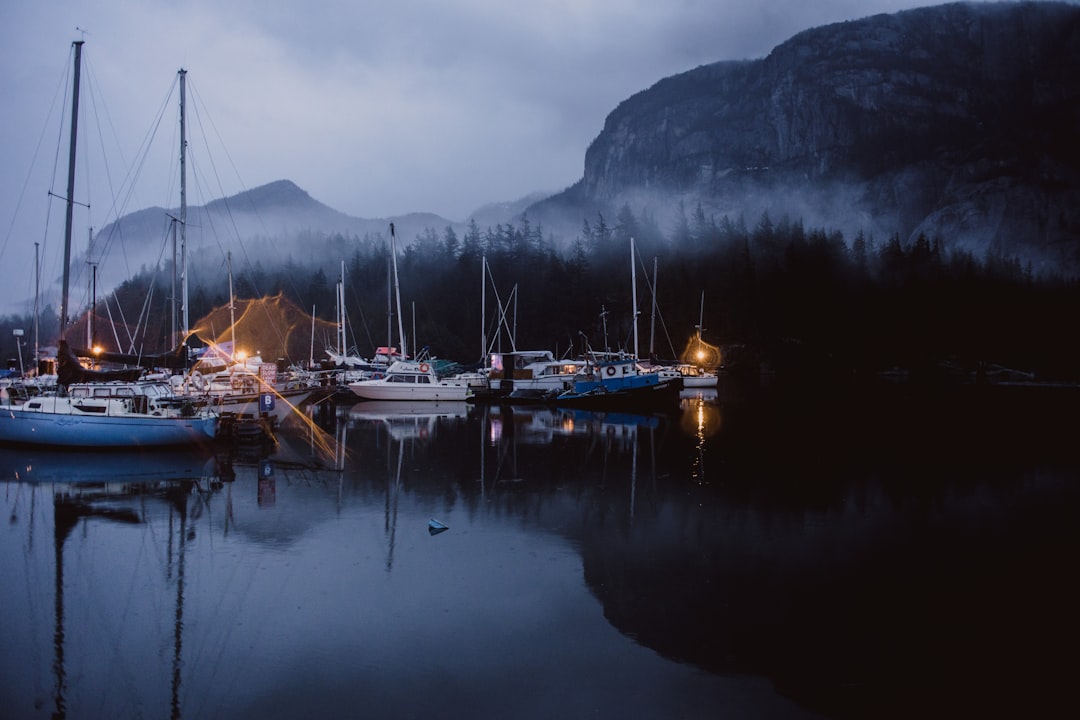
[0,0,1044,317]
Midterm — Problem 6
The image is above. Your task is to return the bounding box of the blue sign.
[260,393,275,412]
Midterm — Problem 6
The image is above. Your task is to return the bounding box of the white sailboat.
[0,42,218,448]
[348,224,470,402]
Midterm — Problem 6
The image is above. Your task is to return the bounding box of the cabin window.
[93,388,112,398]
[116,388,135,398]
[418,375,430,384]
[71,388,89,398]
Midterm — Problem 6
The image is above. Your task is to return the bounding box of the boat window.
[405,375,416,383]
[418,375,430,384]
[93,388,112,398]
[71,387,89,398]
[116,388,135,397]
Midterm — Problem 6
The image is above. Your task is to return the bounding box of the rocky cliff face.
[557,1,1080,273]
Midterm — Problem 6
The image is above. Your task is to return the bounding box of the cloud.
[2,0,1067,316]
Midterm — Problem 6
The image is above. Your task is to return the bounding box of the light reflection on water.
[1,379,1078,719]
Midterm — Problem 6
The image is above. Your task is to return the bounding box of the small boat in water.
[0,378,218,448]
[348,359,471,402]
[554,352,681,410]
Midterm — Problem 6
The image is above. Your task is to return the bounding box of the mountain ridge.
[529,0,1080,274]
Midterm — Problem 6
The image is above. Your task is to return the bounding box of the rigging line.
[93,75,179,280]
[187,80,292,358]
[187,82,260,270]
[36,44,79,301]
[1,53,70,267]
[633,250,678,359]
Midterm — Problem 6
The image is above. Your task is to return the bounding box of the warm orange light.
[236,350,248,361]
[92,345,103,355]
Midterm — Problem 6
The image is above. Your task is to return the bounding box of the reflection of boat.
[0,445,217,484]
[349,400,469,441]
[484,404,663,446]
[349,400,469,420]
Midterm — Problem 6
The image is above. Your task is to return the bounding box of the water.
[2,378,1077,719]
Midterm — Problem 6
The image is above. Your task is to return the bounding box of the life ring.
[419,363,430,373]
[605,366,616,377]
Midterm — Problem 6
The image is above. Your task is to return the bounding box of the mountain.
[531,1,1080,274]
[88,179,458,283]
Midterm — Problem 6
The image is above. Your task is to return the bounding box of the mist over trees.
[2,204,1077,382]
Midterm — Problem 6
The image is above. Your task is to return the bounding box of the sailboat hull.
[0,405,217,447]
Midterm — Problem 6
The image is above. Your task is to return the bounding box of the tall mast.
[389,223,407,359]
[227,251,235,358]
[631,236,639,359]
[338,260,346,355]
[33,241,40,365]
[59,40,84,338]
[179,68,189,337]
[386,256,391,350]
[480,255,486,365]
[170,218,177,344]
[698,290,705,340]
[649,256,658,360]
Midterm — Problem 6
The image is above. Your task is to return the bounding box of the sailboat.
[348,224,470,402]
[555,238,681,410]
[675,292,719,388]
[0,42,218,448]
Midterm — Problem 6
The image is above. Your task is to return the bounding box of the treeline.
[2,204,1078,380]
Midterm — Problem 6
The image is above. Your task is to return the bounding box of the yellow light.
[236,350,247,361]
[92,345,103,355]
[696,349,705,362]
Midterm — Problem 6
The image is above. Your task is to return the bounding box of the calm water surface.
[1,378,1077,719]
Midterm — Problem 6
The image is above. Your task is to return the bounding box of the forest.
[2,203,1078,383]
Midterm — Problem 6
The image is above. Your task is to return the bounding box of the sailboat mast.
[33,242,40,366]
[59,39,84,338]
[227,251,235,357]
[649,256,657,360]
[698,290,705,340]
[389,223,407,358]
[179,68,189,338]
[170,219,177,344]
[481,255,486,364]
[338,260,346,355]
[631,237,639,359]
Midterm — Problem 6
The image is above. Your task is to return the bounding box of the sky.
[0,0,1038,318]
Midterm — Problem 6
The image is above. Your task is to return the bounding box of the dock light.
[236,350,248,361]
[92,345,103,355]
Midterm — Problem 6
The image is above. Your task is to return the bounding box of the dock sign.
[260,392,275,413]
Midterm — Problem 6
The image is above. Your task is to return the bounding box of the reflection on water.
[680,388,721,484]
[2,378,1078,719]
